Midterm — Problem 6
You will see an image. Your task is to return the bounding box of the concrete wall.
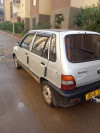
[22,17,30,32]
[39,0,51,15]
[39,14,50,24]
[51,0,71,10]
[71,0,99,8]
[25,0,30,18]
[68,7,80,29]
[30,14,39,30]
[30,0,39,16]
[84,0,99,7]
[3,0,11,21]
[51,7,70,29]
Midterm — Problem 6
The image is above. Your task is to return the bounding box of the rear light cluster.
[61,75,76,91]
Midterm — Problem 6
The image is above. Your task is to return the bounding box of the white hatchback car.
[13,30,100,107]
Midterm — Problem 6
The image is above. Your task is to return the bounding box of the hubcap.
[43,85,52,104]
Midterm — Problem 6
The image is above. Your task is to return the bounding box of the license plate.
[86,89,100,100]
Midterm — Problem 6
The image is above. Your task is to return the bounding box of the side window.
[49,35,56,62]
[20,33,35,50]
[31,35,48,56]
[42,37,50,59]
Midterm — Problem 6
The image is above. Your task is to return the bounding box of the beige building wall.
[19,0,30,32]
[19,0,25,18]
[39,0,51,15]
[84,0,99,7]
[51,7,70,29]
[18,0,30,18]
[25,0,30,18]
[4,0,11,21]
[13,5,20,16]
[30,14,39,30]
[13,0,30,19]
[71,0,99,8]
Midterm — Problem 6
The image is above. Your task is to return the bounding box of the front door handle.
[25,53,27,55]
[41,62,45,66]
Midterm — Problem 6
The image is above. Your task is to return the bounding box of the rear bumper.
[49,81,100,107]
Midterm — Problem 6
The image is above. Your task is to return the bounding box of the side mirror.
[14,42,20,46]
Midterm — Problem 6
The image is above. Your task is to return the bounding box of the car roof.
[28,29,99,35]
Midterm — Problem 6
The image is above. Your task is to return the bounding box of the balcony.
[13,0,20,6]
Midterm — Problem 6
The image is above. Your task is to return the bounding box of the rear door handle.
[41,62,45,66]
[25,53,27,55]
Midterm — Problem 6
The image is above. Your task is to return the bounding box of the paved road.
[0,31,100,133]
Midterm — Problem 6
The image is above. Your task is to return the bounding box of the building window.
[22,20,24,24]
[33,0,36,6]
[33,18,36,27]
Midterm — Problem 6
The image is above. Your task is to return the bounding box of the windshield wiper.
[79,48,94,54]
[79,48,98,58]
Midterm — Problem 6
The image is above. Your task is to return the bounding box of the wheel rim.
[43,85,52,104]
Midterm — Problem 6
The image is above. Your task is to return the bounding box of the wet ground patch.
[0,46,13,61]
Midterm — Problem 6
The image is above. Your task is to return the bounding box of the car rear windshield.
[65,34,100,63]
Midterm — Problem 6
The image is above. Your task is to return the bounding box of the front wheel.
[14,56,21,69]
[42,81,54,107]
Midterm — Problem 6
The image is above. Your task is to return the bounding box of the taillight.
[61,75,76,91]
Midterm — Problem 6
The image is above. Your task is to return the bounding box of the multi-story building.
[0,0,4,22]
[10,0,21,23]
[3,0,99,31]
[10,0,30,31]
[50,0,99,29]
[4,0,51,31]
[30,0,51,29]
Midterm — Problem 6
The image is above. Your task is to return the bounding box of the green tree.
[74,1,100,32]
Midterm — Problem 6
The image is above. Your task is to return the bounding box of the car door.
[17,33,36,68]
[29,33,51,79]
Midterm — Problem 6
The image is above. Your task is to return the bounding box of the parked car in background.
[13,29,100,107]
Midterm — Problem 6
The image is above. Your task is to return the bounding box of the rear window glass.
[65,34,100,63]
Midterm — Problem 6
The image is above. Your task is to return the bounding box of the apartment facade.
[30,0,51,29]
[50,0,99,29]
[4,0,51,31]
[10,0,30,31]
[3,0,99,31]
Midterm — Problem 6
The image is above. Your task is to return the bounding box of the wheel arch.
[40,77,48,84]
[40,77,58,106]
[13,53,15,58]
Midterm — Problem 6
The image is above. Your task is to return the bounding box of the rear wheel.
[42,81,53,107]
[14,56,21,69]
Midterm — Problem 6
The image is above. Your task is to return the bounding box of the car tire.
[42,81,54,107]
[14,56,21,69]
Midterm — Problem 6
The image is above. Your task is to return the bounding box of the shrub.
[33,23,52,30]
[54,14,64,28]
[73,1,100,32]
[0,22,24,33]
[14,22,24,33]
